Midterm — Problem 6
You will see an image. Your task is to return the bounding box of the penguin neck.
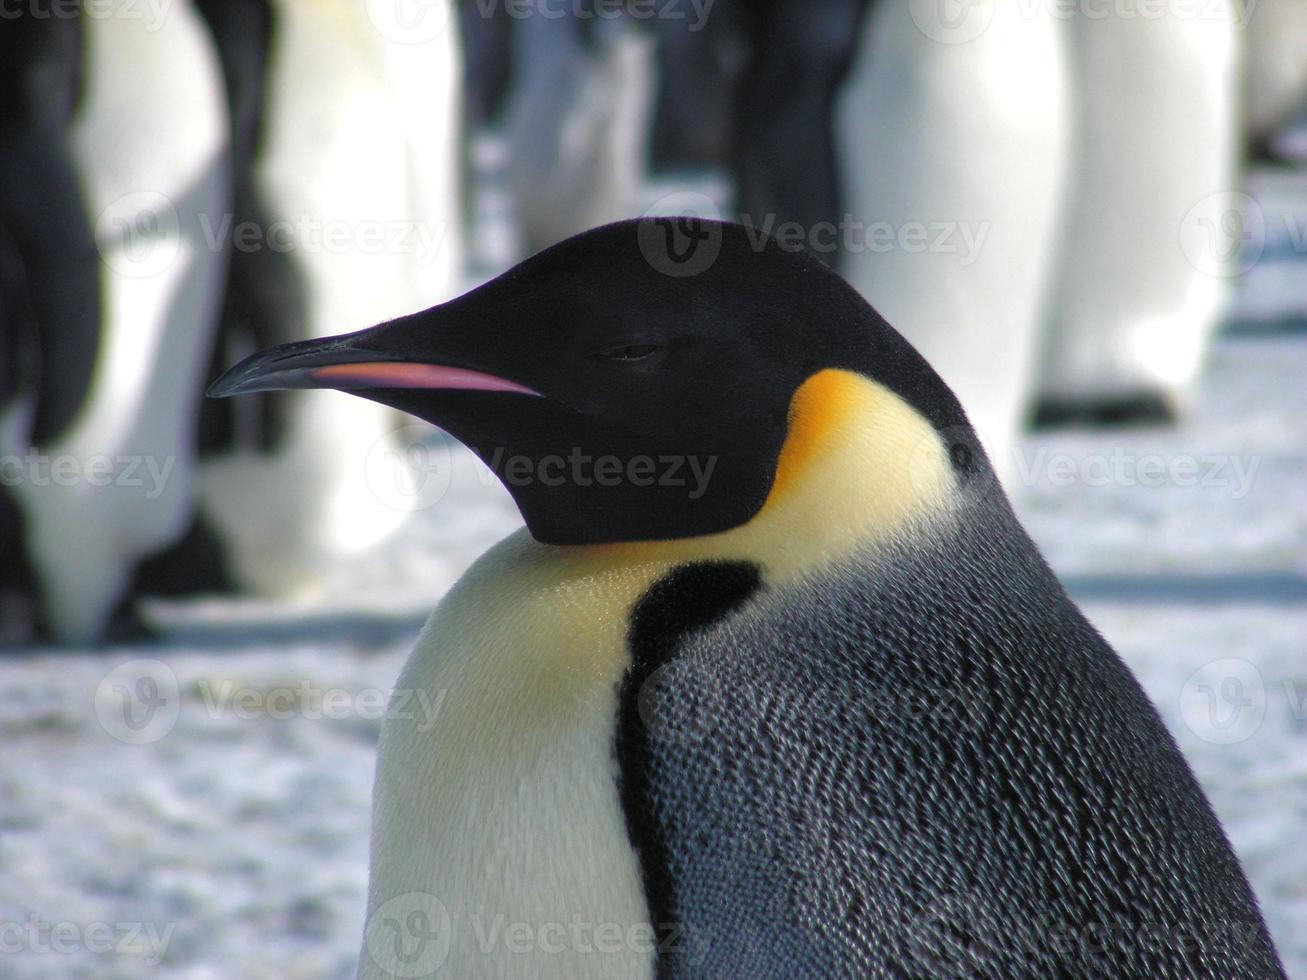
[575,367,962,584]
[362,370,964,969]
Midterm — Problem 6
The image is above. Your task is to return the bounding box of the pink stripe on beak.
[309,362,539,396]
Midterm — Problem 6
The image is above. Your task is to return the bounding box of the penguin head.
[209,219,981,545]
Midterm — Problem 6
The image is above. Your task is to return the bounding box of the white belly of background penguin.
[210,219,1285,978]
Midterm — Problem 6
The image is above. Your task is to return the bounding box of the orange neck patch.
[765,368,867,505]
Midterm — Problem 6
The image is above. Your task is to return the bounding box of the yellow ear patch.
[732,367,958,574]
[591,367,958,579]
[767,368,871,504]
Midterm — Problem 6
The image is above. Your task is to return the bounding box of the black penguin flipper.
[0,10,102,446]
[616,497,1285,978]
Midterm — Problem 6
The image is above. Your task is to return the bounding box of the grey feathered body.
[617,488,1285,978]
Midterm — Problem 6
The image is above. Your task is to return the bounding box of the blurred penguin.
[1240,0,1307,163]
[648,2,751,176]
[734,0,873,256]
[192,0,464,599]
[836,0,1070,483]
[503,5,656,253]
[1036,3,1241,424]
[0,12,98,641]
[1,2,230,643]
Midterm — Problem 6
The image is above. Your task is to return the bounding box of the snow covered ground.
[2,167,1305,976]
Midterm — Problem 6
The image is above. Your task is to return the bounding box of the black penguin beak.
[205,326,541,400]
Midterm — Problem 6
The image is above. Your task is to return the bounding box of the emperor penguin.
[0,10,98,638]
[733,0,873,252]
[1036,3,1241,423]
[2,1,230,643]
[193,0,464,598]
[502,8,656,253]
[835,0,1070,485]
[1240,0,1307,161]
[211,219,1284,978]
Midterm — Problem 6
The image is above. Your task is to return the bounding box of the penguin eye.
[596,343,660,362]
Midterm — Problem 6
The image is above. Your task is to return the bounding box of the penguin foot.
[129,512,238,599]
[101,596,162,647]
[0,590,45,650]
[1031,392,1180,429]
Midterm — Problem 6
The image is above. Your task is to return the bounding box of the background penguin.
[502,6,655,253]
[191,0,464,599]
[0,10,98,641]
[836,0,1070,483]
[211,219,1284,978]
[732,0,872,258]
[2,0,231,643]
[1035,3,1241,424]
[1241,0,1307,163]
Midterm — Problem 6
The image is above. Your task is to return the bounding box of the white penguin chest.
[360,532,666,980]
[357,371,962,977]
